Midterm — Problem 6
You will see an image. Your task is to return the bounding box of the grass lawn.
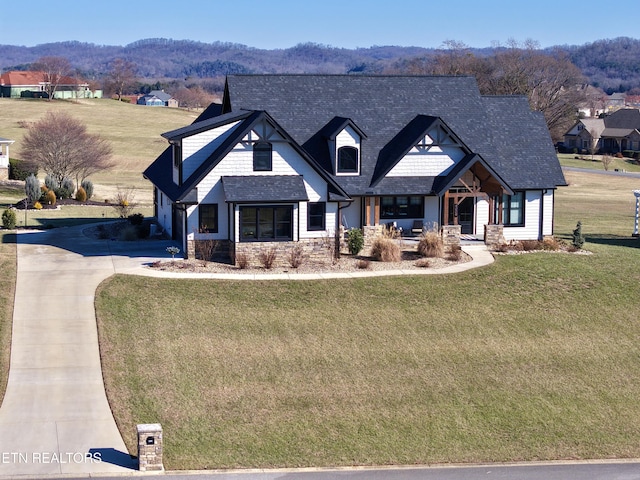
[558,153,640,173]
[95,168,640,469]
[0,233,16,406]
[0,97,197,203]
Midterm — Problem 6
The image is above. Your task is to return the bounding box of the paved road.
[563,166,640,178]
[0,225,174,476]
[31,460,640,480]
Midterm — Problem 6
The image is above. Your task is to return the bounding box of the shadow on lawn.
[586,234,640,249]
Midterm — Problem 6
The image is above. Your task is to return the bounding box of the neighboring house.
[563,108,640,153]
[137,90,178,107]
[0,137,14,181]
[0,71,101,99]
[143,75,566,262]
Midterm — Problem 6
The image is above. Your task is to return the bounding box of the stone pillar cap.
[137,423,162,433]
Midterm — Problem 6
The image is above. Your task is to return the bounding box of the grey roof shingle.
[223,75,565,192]
[222,176,309,203]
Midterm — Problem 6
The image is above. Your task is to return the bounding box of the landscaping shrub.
[415,258,431,268]
[55,178,75,199]
[288,245,305,268]
[136,222,151,239]
[81,180,94,200]
[45,189,56,206]
[44,175,59,192]
[33,201,42,210]
[542,236,561,251]
[417,230,444,257]
[235,252,249,269]
[9,158,37,181]
[370,237,401,262]
[75,186,87,202]
[24,174,41,206]
[447,244,463,261]
[128,213,144,225]
[356,259,371,269]
[520,240,542,251]
[195,239,219,262]
[258,247,277,269]
[347,228,364,255]
[572,221,585,249]
[2,209,16,229]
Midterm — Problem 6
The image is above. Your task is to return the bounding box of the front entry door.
[448,197,475,234]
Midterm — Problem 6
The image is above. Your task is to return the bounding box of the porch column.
[374,197,380,225]
[364,197,371,226]
[443,191,449,225]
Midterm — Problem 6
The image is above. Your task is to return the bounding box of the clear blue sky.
[3,0,638,49]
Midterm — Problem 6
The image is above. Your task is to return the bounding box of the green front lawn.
[95,169,640,469]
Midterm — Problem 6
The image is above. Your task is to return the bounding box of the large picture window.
[253,141,272,171]
[240,206,293,241]
[495,192,524,226]
[380,196,424,219]
[307,202,326,231]
[198,204,218,233]
[337,146,358,173]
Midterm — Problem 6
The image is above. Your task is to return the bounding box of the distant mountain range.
[1,37,639,94]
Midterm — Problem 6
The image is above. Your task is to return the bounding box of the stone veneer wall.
[441,225,461,248]
[232,238,337,268]
[484,224,505,248]
[362,225,384,255]
[0,167,7,181]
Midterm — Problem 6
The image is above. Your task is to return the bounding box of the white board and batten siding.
[184,125,335,241]
[156,189,173,237]
[501,190,548,241]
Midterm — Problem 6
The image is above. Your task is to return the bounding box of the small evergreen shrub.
[9,158,37,181]
[75,186,87,202]
[81,180,94,200]
[347,228,364,255]
[128,213,144,225]
[2,209,17,229]
[417,230,444,257]
[55,178,74,200]
[370,237,401,262]
[44,175,59,192]
[45,189,56,205]
[572,221,585,249]
[24,174,41,206]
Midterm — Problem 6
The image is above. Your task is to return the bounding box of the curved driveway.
[0,225,492,476]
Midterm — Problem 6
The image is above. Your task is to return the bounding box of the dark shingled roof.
[222,176,309,203]
[604,109,640,130]
[222,75,566,193]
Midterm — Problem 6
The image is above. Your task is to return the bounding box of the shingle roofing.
[223,75,566,192]
[222,176,309,203]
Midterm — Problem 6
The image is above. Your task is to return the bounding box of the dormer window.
[337,146,358,173]
[253,141,272,171]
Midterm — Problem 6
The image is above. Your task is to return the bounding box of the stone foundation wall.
[0,167,8,181]
[232,238,337,268]
[441,225,461,248]
[362,225,384,255]
[484,224,505,248]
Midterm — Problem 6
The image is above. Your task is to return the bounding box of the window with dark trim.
[198,204,218,233]
[307,202,326,231]
[495,192,525,226]
[337,146,358,173]
[240,206,293,241]
[253,141,272,171]
[380,196,424,219]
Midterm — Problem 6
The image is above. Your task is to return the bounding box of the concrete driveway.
[0,224,174,476]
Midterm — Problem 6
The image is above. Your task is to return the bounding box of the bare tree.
[20,111,114,188]
[104,58,137,100]
[172,85,215,110]
[32,56,72,101]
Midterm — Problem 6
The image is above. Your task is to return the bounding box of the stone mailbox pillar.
[137,423,163,472]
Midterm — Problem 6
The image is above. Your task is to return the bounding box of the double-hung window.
[495,192,524,226]
[307,202,326,231]
[253,142,272,171]
[199,204,218,233]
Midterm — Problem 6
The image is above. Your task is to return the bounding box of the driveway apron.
[0,225,171,476]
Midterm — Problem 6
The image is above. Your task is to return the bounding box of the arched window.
[253,141,272,171]
[337,146,358,173]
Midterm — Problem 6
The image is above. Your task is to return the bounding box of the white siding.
[341,199,361,230]
[475,197,490,234]
[185,132,333,242]
[156,188,173,237]
[181,121,241,179]
[542,190,555,236]
[502,190,542,241]
[386,145,466,177]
